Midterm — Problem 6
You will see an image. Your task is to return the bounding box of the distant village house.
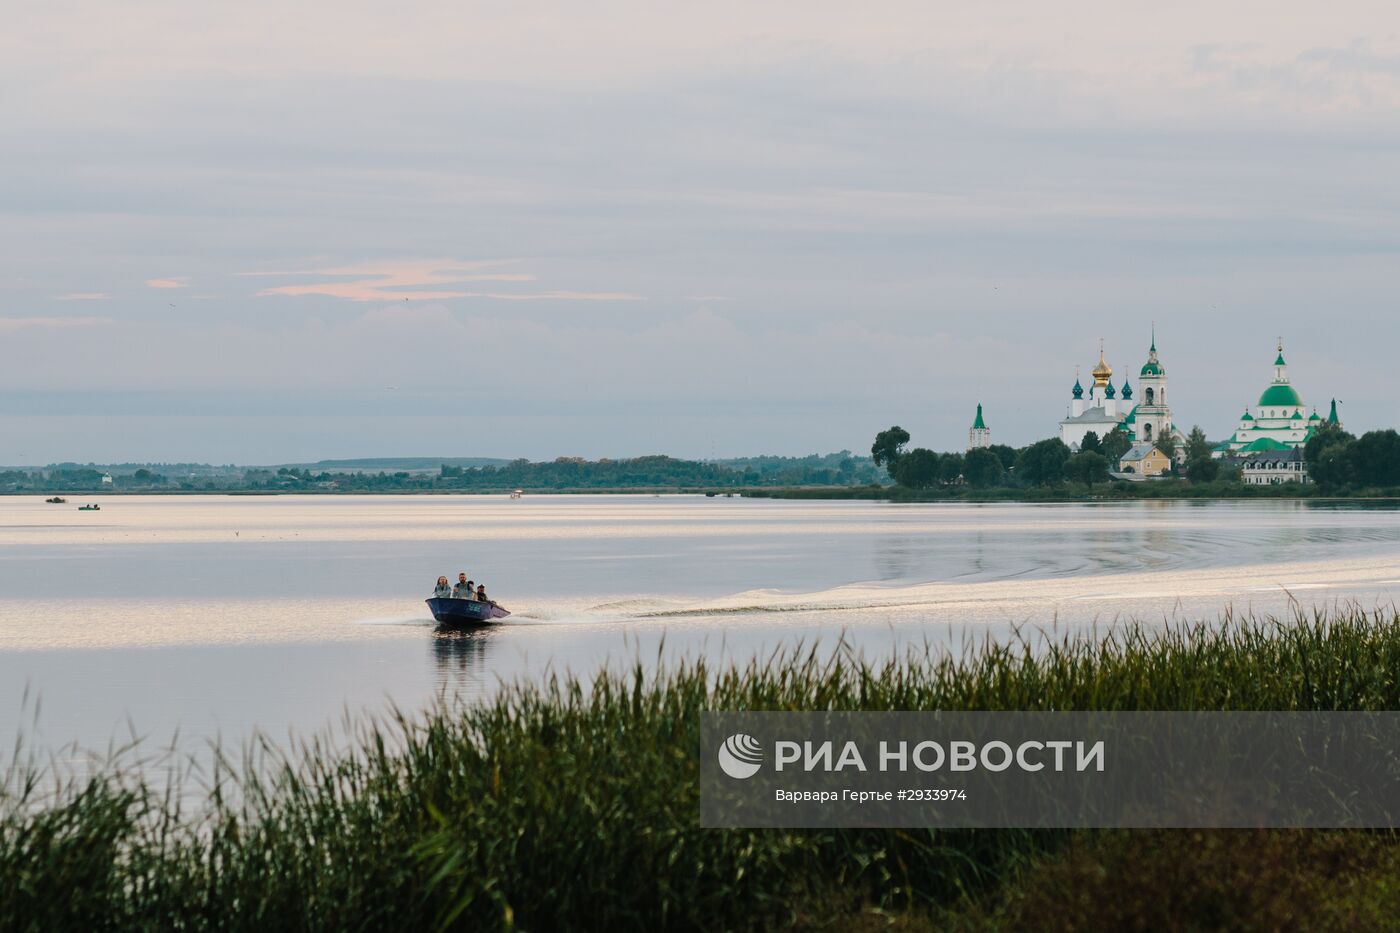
[1117,444,1171,478]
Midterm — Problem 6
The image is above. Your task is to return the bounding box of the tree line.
[0,453,883,493]
[870,423,1222,490]
[1303,425,1400,490]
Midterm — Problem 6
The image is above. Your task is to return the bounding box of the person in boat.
[475,584,488,603]
[433,576,453,598]
[452,573,473,598]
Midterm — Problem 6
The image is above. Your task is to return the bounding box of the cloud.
[53,292,111,301]
[248,259,640,302]
[146,277,188,289]
[0,316,113,332]
[251,259,534,301]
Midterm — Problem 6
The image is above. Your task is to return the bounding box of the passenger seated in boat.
[475,584,488,602]
[464,580,475,600]
[433,576,453,598]
[452,573,473,598]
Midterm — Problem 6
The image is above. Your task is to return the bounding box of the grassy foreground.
[7,611,1400,931]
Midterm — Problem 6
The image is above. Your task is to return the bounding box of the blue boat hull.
[426,597,511,625]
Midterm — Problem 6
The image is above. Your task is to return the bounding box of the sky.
[3,1,1398,464]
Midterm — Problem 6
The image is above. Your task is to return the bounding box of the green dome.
[1140,361,1164,376]
[1240,411,1254,421]
[1258,384,1303,408]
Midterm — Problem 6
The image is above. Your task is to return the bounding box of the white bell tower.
[1134,326,1172,446]
[968,403,991,449]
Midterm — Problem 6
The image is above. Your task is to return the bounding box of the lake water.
[3,494,1399,764]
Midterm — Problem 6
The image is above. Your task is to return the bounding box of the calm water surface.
[3,494,1399,761]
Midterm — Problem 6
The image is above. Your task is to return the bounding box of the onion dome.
[1105,381,1116,399]
[1308,410,1322,421]
[1259,383,1303,407]
[1091,344,1113,388]
[1241,411,1255,421]
[1258,341,1302,407]
[1072,376,1083,399]
[1120,380,1133,400]
[1140,328,1164,376]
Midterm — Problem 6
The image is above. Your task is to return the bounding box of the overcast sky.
[3,2,1397,464]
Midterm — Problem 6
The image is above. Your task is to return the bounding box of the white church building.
[1214,342,1342,456]
[1059,334,1185,457]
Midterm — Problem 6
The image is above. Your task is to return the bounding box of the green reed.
[5,606,1400,932]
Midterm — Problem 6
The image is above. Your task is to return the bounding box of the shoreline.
[740,484,1400,503]
[6,484,1399,502]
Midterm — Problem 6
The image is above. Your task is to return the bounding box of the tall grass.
[6,608,1400,931]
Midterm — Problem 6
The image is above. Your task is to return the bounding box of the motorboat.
[510,489,523,499]
[78,504,101,511]
[426,597,511,626]
[45,497,66,504]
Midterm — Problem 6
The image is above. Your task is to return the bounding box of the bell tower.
[968,403,991,449]
[1135,326,1172,446]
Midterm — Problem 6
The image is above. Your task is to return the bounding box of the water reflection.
[873,534,925,582]
[430,626,496,693]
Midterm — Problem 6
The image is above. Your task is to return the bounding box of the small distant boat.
[78,504,101,511]
[45,497,66,504]
[510,489,524,499]
[426,597,511,626]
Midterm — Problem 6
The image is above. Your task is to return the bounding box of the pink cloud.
[263,284,499,300]
[247,259,641,303]
[146,277,188,289]
[54,292,111,301]
[251,259,533,301]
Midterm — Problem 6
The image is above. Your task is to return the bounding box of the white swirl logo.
[717,733,764,779]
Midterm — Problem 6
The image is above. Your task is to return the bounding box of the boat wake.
[517,556,1400,628]
[343,556,1400,636]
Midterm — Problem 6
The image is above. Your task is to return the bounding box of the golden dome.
[1091,342,1113,388]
